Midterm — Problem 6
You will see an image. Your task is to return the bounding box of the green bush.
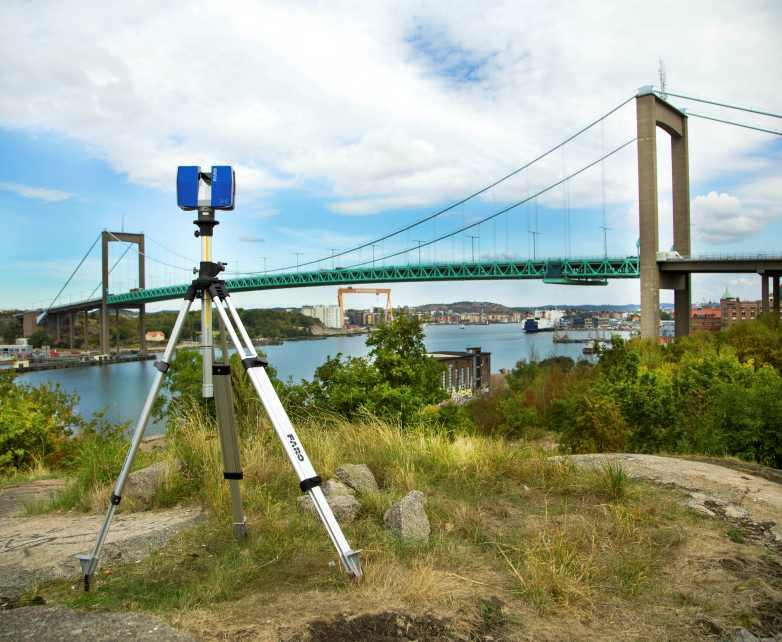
[0,370,82,471]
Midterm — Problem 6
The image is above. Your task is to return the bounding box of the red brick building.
[691,306,722,332]
[720,294,761,328]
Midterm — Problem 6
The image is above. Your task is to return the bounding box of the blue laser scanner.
[177,165,235,211]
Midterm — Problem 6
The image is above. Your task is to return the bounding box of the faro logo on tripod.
[287,434,305,461]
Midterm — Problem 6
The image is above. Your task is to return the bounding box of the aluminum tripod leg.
[77,297,193,590]
[211,293,362,578]
[213,361,247,540]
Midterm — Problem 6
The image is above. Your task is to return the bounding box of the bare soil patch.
[0,479,66,518]
[0,506,202,599]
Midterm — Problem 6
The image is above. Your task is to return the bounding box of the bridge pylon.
[636,87,691,339]
[100,231,146,355]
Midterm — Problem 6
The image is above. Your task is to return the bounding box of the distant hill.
[413,301,516,314]
[412,301,645,314]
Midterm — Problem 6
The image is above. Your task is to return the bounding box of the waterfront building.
[301,304,344,329]
[0,338,32,359]
[429,346,491,401]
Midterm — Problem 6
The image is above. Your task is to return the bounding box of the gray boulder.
[321,479,355,498]
[335,464,379,493]
[384,490,430,543]
[123,461,172,506]
[298,493,361,522]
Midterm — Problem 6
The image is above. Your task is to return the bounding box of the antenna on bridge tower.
[658,58,668,100]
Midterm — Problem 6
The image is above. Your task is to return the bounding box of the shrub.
[0,370,82,471]
[557,391,630,454]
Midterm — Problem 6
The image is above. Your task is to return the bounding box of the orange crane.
[337,287,392,328]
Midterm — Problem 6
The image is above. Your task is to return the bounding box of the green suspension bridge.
[31,86,782,351]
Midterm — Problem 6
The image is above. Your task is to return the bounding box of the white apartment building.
[301,304,344,329]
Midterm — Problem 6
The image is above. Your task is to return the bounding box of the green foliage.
[467,356,582,439]
[556,392,630,454]
[549,319,782,467]
[0,313,18,344]
[234,307,318,339]
[28,329,52,349]
[462,318,782,466]
[293,313,446,426]
[47,414,135,511]
[156,349,282,428]
[0,370,81,471]
[143,308,318,344]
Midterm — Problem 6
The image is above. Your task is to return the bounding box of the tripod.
[77,207,362,591]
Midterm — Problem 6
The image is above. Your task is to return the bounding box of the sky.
[1,1,781,312]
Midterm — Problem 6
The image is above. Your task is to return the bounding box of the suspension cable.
[87,242,135,300]
[106,231,193,271]
[342,137,637,269]
[234,94,636,275]
[45,232,101,311]
[686,112,782,136]
[146,235,198,264]
[657,89,782,120]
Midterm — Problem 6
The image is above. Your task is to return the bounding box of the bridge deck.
[43,254,782,313]
[105,257,640,306]
[658,256,782,273]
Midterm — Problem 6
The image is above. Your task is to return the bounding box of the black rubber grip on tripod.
[242,356,267,369]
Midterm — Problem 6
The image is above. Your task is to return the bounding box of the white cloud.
[330,194,432,215]
[0,0,779,222]
[692,191,770,244]
[0,181,72,202]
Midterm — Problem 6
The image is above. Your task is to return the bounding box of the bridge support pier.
[762,274,770,314]
[774,274,780,317]
[138,305,146,355]
[55,314,61,346]
[69,313,74,349]
[115,309,120,354]
[636,88,691,340]
[84,311,89,348]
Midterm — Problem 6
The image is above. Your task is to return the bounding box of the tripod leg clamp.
[242,357,268,369]
[299,476,322,492]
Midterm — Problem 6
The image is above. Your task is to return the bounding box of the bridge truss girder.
[107,257,641,306]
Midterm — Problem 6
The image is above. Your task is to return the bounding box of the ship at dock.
[523,309,563,334]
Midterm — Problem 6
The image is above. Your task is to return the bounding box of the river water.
[17,324,596,435]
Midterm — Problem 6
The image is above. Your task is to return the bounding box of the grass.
[26,404,694,633]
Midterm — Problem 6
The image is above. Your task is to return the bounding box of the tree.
[304,313,446,424]
[0,370,81,471]
[366,313,445,408]
[0,316,18,344]
[29,329,52,349]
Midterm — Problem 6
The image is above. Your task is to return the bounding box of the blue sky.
[2,1,780,312]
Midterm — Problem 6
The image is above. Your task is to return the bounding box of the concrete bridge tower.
[636,87,691,339]
[100,231,146,355]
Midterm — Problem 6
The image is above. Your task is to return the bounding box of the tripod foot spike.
[342,549,363,579]
[77,554,95,591]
